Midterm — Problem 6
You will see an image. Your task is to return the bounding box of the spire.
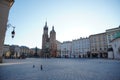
[45,21,47,26]
[50,26,55,33]
[44,21,48,30]
[52,26,54,30]
[45,18,47,26]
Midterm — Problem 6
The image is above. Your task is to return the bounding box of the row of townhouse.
[59,26,120,59]
[3,45,41,58]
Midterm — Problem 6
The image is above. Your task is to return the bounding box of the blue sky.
[4,0,120,48]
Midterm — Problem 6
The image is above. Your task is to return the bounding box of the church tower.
[50,26,57,57]
[42,22,50,57]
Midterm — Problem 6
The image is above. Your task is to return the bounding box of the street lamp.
[7,23,15,38]
[11,27,15,38]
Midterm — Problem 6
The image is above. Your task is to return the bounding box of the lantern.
[11,27,15,38]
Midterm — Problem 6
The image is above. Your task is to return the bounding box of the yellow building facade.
[89,33,108,58]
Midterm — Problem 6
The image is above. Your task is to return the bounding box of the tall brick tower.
[41,22,50,57]
[50,26,57,57]
[42,22,48,49]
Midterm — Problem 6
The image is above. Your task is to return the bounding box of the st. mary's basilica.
[41,22,57,58]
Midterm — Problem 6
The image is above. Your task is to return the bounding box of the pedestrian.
[33,65,35,68]
[40,65,43,70]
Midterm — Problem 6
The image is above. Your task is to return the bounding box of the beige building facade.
[20,46,30,57]
[89,33,108,58]
[3,45,31,58]
[0,0,14,62]
[30,47,41,57]
[3,45,10,55]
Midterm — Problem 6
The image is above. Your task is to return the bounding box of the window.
[104,48,106,50]
[115,44,116,48]
[95,48,97,51]
[109,39,111,43]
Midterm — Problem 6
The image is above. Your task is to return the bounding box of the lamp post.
[11,27,15,38]
[7,23,15,38]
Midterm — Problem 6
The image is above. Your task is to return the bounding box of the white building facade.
[111,37,120,59]
[72,37,90,58]
[61,41,72,58]
[106,26,120,48]
[106,26,120,58]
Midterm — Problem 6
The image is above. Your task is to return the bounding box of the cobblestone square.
[0,58,120,80]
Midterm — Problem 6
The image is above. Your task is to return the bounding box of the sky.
[4,0,120,48]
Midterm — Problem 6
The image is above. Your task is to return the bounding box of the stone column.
[0,0,14,63]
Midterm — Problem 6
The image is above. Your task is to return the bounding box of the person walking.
[40,65,43,70]
[33,65,35,68]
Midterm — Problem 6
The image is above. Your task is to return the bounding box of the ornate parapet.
[0,0,14,7]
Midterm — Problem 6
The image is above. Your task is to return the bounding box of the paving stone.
[0,58,120,80]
